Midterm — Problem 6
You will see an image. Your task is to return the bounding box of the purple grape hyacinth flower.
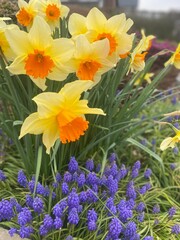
[0,199,14,221]
[33,196,44,214]
[0,170,6,181]
[108,217,122,239]
[168,206,176,218]
[68,156,78,173]
[68,208,79,225]
[17,170,28,188]
[86,159,94,171]
[144,168,152,179]
[171,224,180,234]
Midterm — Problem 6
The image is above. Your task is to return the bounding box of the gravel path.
[0,228,28,240]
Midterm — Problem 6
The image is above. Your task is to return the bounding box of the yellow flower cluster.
[0,0,179,153]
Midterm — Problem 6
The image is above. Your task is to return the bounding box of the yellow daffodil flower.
[69,7,134,58]
[0,20,19,60]
[70,35,115,85]
[129,30,154,73]
[68,13,88,37]
[160,124,180,151]
[165,43,180,69]
[16,0,39,29]
[38,0,69,31]
[134,72,154,86]
[140,29,155,52]
[5,16,74,90]
[19,80,106,154]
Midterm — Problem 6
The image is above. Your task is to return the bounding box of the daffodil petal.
[59,80,93,102]
[160,137,176,151]
[42,123,59,154]
[122,18,134,32]
[5,28,32,55]
[19,113,56,138]
[7,55,27,75]
[51,38,74,61]
[92,38,110,59]
[106,14,126,34]
[87,7,106,32]
[33,92,64,117]
[72,100,105,116]
[28,16,52,49]
[74,35,92,58]
[117,33,134,54]
[30,77,47,91]
[68,13,87,36]
[18,0,28,8]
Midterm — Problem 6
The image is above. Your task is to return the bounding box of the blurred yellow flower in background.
[5,16,74,90]
[16,0,39,29]
[134,72,154,85]
[38,0,69,31]
[129,30,155,73]
[165,43,180,69]
[160,124,180,151]
[19,80,105,154]
[0,20,19,61]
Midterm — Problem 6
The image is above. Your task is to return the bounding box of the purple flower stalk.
[17,170,28,188]
[0,170,6,181]
[86,159,94,171]
[87,209,98,222]
[136,202,145,213]
[0,199,14,221]
[144,168,152,179]
[68,208,79,225]
[108,217,122,239]
[168,207,176,218]
[33,196,44,214]
[68,156,78,173]
[124,221,137,238]
[17,207,32,226]
[171,224,180,234]
[67,188,79,209]
[109,153,117,163]
[152,204,160,214]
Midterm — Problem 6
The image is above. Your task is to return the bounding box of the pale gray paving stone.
[0,228,29,240]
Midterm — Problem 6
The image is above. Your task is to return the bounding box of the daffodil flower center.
[0,32,9,53]
[46,4,60,20]
[77,60,102,81]
[96,33,117,55]
[25,49,55,79]
[56,115,89,144]
[16,8,33,27]
[119,51,130,59]
[134,52,147,64]
[175,53,180,61]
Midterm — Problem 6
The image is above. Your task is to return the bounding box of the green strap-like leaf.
[126,137,164,171]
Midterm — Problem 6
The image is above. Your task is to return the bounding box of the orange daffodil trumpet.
[16,0,39,29]
[19,80,106,154]
[70,35,115,84]
[5,16,74,90]
[129,30,155,73]
[69,7,134,60]
[38,0,69,31]
[165,43,180,69]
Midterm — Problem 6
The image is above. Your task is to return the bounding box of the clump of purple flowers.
[0,154,179,239]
